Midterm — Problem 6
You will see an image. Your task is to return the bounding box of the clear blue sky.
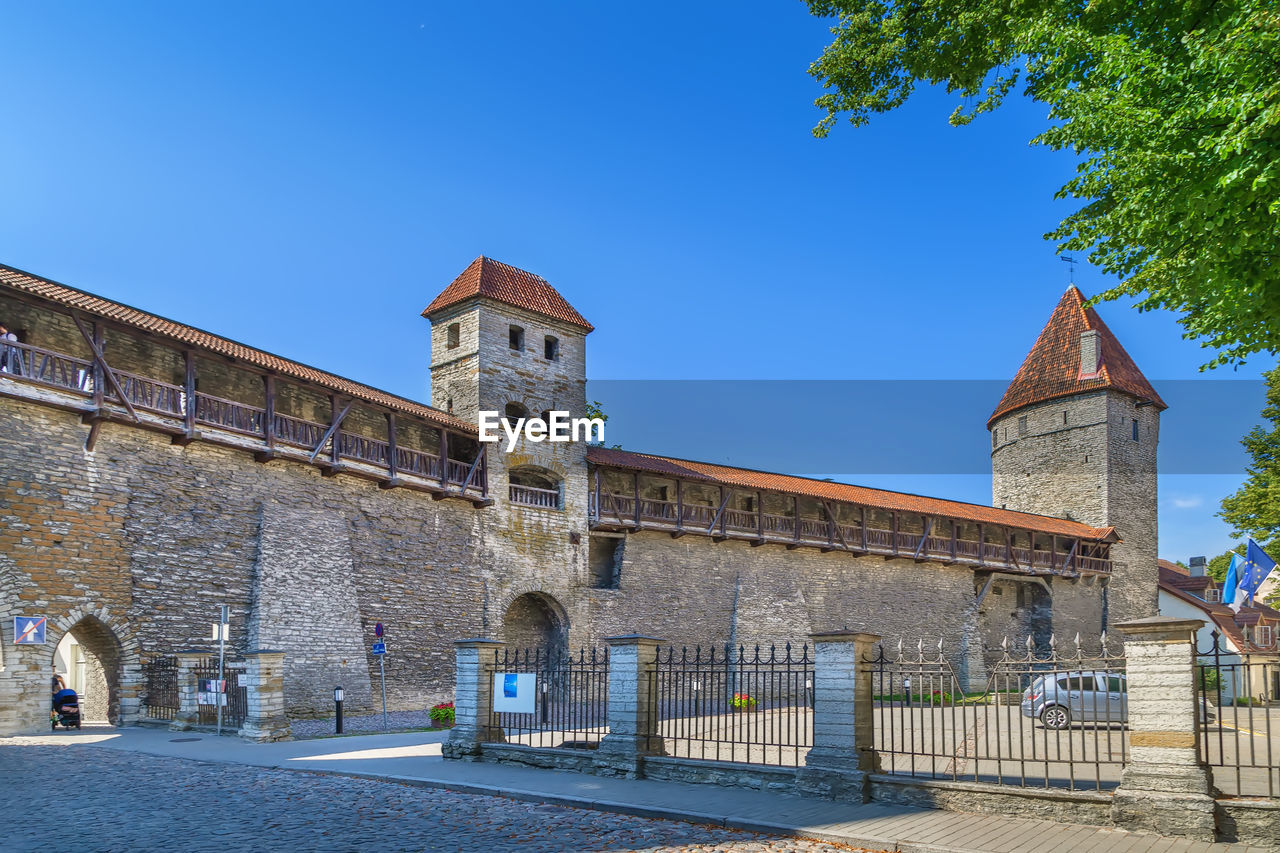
[0,2,1268,560]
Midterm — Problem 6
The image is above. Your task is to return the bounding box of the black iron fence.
[1197,631,1279,798]
[648,643,813,767]
[142,656,179,720]
[868,636,1128,792]
[192,657,248,729]
[488,646,609,749]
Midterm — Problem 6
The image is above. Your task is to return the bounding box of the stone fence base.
[460,743,1278,848]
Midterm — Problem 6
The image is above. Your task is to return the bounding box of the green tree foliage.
[1221,365,1280,550]
[1207,546,1245,582]
[805,1,1280,367]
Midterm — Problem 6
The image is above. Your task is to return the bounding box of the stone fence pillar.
[238,650,291,742]
[1112,617,1216,841]
[593,635,664,778]
[797,631,881,802]
[169,649,208,732]
[444,639,506,759]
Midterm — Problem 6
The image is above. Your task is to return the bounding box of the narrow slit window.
[447,323,460,349]
[509,325,524,351]
[544,335,559,361]
[1131,418,1139,441]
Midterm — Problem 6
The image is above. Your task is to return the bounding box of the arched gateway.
[502,592,569,655]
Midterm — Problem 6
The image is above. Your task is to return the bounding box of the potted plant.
[730,693,758,712]
[429,701,455,728]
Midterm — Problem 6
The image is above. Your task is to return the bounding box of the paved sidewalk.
[16,726,1268,853]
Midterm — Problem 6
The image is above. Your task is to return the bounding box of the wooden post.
[439,429,450,485]
[593,467,602,522]
[183,349,196,440]
[950,520,958,562]
[793,496,801,545]
[263,375,276,452]
[891,511,899,556]
[386,413,398,479]
[675,478,683,534]
[633,473,641,527]
[860,506,868,552]
[977,523,985,567]
[91,321,105,411]
[756,491,764,540]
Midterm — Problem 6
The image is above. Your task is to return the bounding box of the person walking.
[0,321,20,375]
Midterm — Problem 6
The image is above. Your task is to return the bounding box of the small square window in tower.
[447,323,460,349]
[509,325,524,351]
[544,335,559,361]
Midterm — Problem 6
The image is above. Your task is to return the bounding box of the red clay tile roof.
[587,446,1118,541]
[1158,564,1278,650]
[989,287,1165,427]
[422,257,593,332]
[0,262,477,434]
[1157,559,1211,593]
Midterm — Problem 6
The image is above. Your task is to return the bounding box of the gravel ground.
[0,741,873,852]
[289,707,445,739]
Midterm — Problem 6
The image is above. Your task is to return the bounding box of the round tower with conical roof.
[989,287,1165,627]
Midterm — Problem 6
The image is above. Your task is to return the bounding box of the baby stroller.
[51,688,81,730]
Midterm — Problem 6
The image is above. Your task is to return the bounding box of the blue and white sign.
[371,641,387,656]
[491,672,537,714]
[14,616,47,645]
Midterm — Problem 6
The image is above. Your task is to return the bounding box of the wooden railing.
[0,339,92,393]
[510,484,560,509]
[274,413,327,449]
[588,492,1110,575]
[111,369,184,416]
[195,393,265,436]
[0,337,486,498]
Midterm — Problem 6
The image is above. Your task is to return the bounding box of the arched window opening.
[509,466,562,509]
[503,402,528,426]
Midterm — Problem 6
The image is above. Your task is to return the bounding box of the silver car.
[1021,670,1127,729]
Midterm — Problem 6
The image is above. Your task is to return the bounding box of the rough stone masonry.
[0,259,1159,734]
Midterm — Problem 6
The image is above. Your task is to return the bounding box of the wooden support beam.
[255,374,277,462]
[891,511,899,556]
[1062,538,1079,573]
[793,496,801,545]
[72,312,138,423]
[309,400,352,464]
[949,520,958,564]
[84,419,102,452]
[756,491,764,541]
[707,487,732,534]
[822,501,852,552]
[912,517,935,561]
[593,467,602,521]
[860,506,868,552]
[633,473,641,527]
[977,523,986,567]
[458,447,484,493]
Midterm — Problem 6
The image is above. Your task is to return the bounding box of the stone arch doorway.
[502,592,568,655]
[52,615,126,724]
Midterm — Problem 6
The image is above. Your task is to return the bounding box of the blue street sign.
[374,622,383,638]
[372,642,387,656]
[14,616,47,645]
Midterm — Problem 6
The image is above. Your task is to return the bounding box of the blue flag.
[1232,540,1277,612]
[1223,552,1242,610]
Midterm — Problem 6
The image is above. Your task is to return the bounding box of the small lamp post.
[334,686,345,734]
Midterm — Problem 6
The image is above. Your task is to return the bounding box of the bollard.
[334,686,344,735]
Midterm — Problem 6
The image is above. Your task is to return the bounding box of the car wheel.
[1041,705,1070,730]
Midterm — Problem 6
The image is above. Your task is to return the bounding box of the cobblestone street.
[0,738,865,853]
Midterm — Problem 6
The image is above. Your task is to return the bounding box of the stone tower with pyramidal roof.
[990,287,1165,627]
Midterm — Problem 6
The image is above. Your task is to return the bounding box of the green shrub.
[429,702,455,726]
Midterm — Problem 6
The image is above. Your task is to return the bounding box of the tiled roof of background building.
[587,446,1118,541]
[989,287,1165,427]
[0,262,476,433]
[422,257,594,332]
